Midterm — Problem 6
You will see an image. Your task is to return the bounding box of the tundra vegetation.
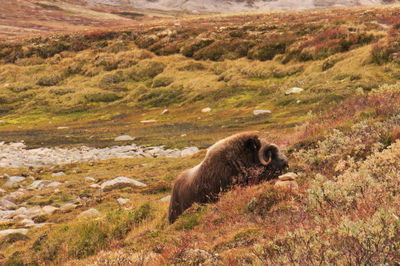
[0,4,399,265]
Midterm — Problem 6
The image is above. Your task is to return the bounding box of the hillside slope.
[0,4,399,266]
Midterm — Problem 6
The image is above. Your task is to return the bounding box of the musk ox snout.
[168,132,288,224]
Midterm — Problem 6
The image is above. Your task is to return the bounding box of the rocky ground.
[0,140,199,168]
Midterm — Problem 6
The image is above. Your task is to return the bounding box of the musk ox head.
[168,132,288,224]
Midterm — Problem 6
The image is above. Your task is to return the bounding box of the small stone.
[0,229,28,238]
[89,184,101,189]
[117,198,129,205]
[85,177,97,182]
[51,172,65,177]
[181,134,187,137]
[161,109,169,115]
[78,208,100,219]
[140,120,157,124]
[285,87,305,95]
[0,188,6,195]
[181,147,200,157]
[0,199,17,209]
[100,176,147,192]
[159,195,171,202]
[201,107,211,113]
[278,172,298,181]
[60,203,77,212]
[19,218,35,227]
[253,110,272,116]
[41,206,58,215]
[57,126,69,130]
[114,135,135,141]
[3,176,26,188]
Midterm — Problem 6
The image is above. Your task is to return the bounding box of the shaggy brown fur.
[168,132,288,224]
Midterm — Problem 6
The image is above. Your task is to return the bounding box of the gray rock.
[0,229,28,238]
[201,107,211,113]
[60,203,78,212]
[114,135,135,141]
[117,198,129,205]
[51,172,65,177]
[140,120,157,124]
[78,208,100,219]
[3,176,25,188]
[181,147,200,157]
[41,206,58,215]
[285,87,304,95]
[0,199,16,209]
[159,195,171,202]
[101,176,147,191]
[253,110,272,116]
[84,177,97,182]
[19,218,35,227]
[3,189,28,202]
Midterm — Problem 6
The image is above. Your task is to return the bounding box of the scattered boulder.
[0,199,16,209]
[28,180,61,190]
[114,135,135,141]
[51,172,65,177]
[253,110,272,116]
[140,120,157,124]
[78,208,100,219]
[181,147,200,157]
[117,198,129,205]
[19,218,35,227]
[57,126,69,130]
[285,87,304,95]
[159,195,171,202]
[275,172,299,191]
[201,107,212,113]
[3,189,28,203]
[41,206,58,215]
[0,188,5,195]
[3,176,26,188]
[161,109,169,115]
[84,177,97,182]
[0,229,28,238]
[60,203,78,212]
[101,176,147,192]
[89,184,101,189]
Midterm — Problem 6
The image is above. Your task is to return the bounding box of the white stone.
[285,87,305,95]
[0,229,28,238]
[41,206,58,215]
[278,172,298,181]
[3,176,25,188]
[159,195,171,202]
[20,218,35,227]
[114,135,135,141]
[85,177,97,182]
[161,109,169,115]
[140,120,157,124]
[117,198,129,205]
[60,203,78,212]
[181,147,200,157]
[51,172,65,177]
[253,110,272,116]
[101,176,147,191]
[89,184,101,188]
[0,199,16,209]
[78,208,100,219]
[57,126,69,130]
[201,107,212,113]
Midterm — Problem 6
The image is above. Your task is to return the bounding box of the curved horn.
[258,144,272,166]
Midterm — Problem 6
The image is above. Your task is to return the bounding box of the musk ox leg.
[168,176,187,224]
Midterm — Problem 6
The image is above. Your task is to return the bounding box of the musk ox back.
[168,132,288,224]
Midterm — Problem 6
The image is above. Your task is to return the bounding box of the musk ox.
[168,132,288,224]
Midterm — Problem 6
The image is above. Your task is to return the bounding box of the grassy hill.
[0,4,399,265]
